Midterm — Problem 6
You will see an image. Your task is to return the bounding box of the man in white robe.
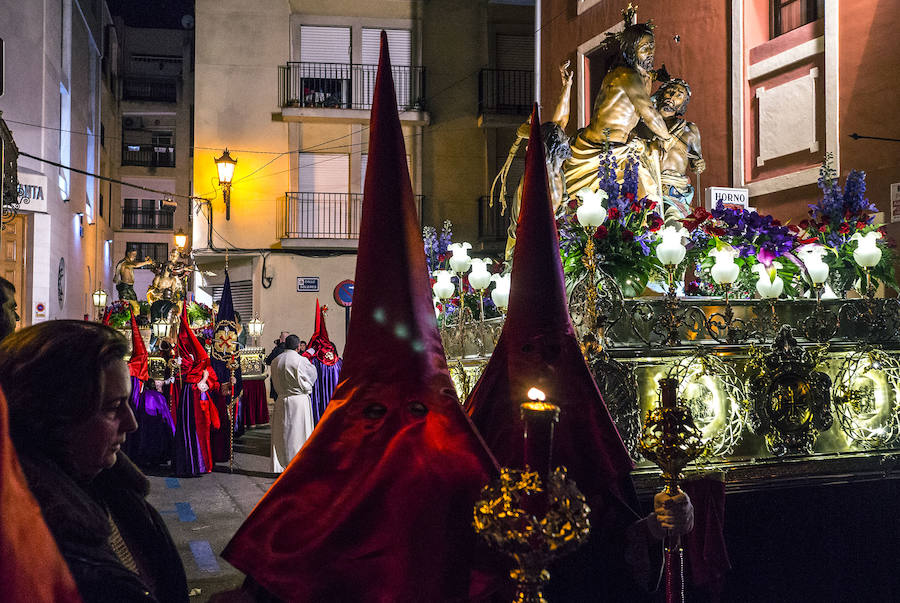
[270,334,318,473]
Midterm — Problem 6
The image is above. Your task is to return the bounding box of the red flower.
[856,221,867,230]
[630,203,642,213]
[799,219,810,230]
[622,229,635,242]
[681,206,711,232]
[649,215,664,232]
[772,219,782,226]
[608,207,620,220]
[645,200,658,211]
[839,222,851,234]
[706,226,726,237]
[594,225,608,239]
[798,237,819,245]
[787,224,800,233]
[567,199,578,210]
[625,192,635,201]
[818,224,829,233]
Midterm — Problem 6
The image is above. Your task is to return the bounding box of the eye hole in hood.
[363,402,387,419]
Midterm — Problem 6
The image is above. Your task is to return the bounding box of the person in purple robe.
[306,299,343,425]
[121,311,174,467]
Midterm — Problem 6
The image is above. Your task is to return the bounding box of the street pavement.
[145,426,276,602]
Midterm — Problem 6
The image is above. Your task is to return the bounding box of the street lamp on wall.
[215,149,237,220]
[174,228,188,250]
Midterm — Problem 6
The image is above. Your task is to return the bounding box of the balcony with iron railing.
[279,192,424,247]
[121,143,176,168]
[122,76,178,103]
[278,62,427,122]
[122,208,174,231]
[478,68,534,127]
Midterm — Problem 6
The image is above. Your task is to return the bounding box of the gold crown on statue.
[622,3,638,26]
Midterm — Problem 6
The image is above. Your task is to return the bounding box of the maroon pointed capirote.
[222,31,500,602]
[465,103,634,503]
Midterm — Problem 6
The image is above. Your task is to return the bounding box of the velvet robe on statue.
[121,311,175,467]
[270,349,318,473]
[173,306,221,476]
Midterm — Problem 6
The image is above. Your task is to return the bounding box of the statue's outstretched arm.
[549,60,574,129]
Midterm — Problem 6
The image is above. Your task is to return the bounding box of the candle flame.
[527,387,546,401]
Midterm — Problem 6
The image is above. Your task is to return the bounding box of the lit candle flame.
[527,388,546,401]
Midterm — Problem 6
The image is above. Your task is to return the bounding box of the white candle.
[448,242,473,273]
[468,258,493,290]
[490,273,511,310]
[798,245,830,285]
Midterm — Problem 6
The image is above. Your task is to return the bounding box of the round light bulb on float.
[709,246,740,286]
[490,273,511,312]
[468,258,493,290]
[851,231,883,268]
[432,270,455,300]
[798,245,830,286]
[575,188,608,229]
[655,225,688,267]
[448,242,473,273]
[753,262,784,299]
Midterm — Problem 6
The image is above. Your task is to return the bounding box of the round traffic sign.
[334,279,355,307]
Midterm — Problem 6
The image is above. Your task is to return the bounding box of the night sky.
[108,0,194,30]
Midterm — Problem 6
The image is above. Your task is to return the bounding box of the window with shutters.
[479,33,534,115]
[282,25,422,111]
[360,28,412,107]
[213,280,253,327]
[772,0,819,38]
[298,26,352,107]
[291,153,353,238]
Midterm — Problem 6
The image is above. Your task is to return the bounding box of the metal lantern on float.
[247,315,265,347]
[151,316,173,340]
[215,149,237,220]
[91,288,108,321]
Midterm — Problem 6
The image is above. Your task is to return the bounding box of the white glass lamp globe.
[655,226,689,266]
[575,188,608,228]
[490,273,511,310]
[709,247,740,285]
[753,262,784,298]
[468,258,493,290]
[851,231,883,268]
[448,242,473,273]
[432,270,455,300]
[798,245,830,285]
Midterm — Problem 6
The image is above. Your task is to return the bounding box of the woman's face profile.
[65,359,137,480]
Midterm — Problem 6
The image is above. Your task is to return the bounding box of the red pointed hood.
[465,104,634,502]
[127,310,149,382]
[0,387,82,602]
[223,32,500,602]
[307,298,339,366]
[177,305,214,385]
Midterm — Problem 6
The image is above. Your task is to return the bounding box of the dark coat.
[265,343,286,400]
[18,451,188,603]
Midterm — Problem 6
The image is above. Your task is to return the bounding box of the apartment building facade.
[192,0,534,351]
[0,0,113,325]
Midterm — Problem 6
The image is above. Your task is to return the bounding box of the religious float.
[429,11,900,571]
